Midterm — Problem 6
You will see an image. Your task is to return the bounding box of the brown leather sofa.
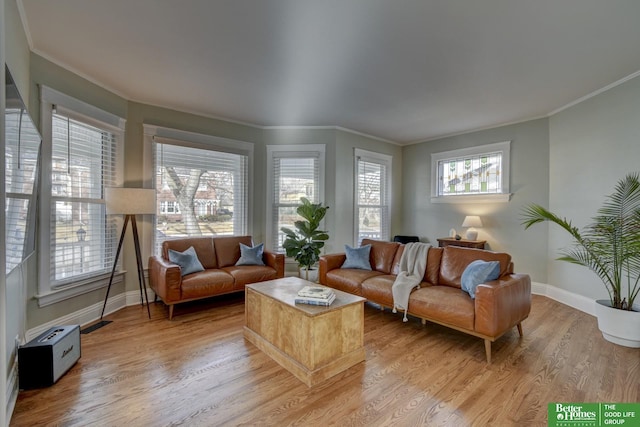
[319,239,531,362]
[149,235,284,319]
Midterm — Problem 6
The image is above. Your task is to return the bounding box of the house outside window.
[431,141,511,203]
[266,144,325,253]
[149,126,252,255]
[354,149,392,245]
[38,86,125,306]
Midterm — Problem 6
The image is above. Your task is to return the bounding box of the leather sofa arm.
[474,273,532,337]
[148,255,182,303]
[319,253,346,284]
[263,250,285,278]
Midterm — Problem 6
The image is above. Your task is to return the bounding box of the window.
[5,91,41,274]
[354,149,392,245]
[38,86,125,305]
[431,141,511,203]
[267,145,325,252]
[150,126,252,255]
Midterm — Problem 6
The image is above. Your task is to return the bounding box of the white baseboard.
[531,281,596,317]
[5,356,18,426]
[25,287,155,342]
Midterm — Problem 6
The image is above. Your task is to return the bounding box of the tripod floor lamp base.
[100,188,156,321]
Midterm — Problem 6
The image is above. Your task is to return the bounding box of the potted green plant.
[281,197,329,282]
[521,173,640,347]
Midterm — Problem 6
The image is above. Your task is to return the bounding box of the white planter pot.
[595,299,640,348]
[299,267,319,283]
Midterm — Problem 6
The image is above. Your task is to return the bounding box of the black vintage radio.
[18,325,81,389]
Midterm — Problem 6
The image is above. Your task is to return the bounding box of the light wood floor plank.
[10,294,640,426]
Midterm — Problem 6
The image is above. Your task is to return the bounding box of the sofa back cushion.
[391,245,443,285]
[438,246,512,288]
[425,247,444,285]
[361,239,400,274]
[214,235,253,267]
[163,237,217,269]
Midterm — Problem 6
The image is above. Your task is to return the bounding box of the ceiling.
[19,0,640,144]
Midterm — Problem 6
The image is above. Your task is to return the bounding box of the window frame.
[353,148,392,245]
[145,124,254,256]
[37,86,125,306]
[430,141,511,204]
[266,144,326,253]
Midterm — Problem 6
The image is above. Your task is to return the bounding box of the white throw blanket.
[392,242,431,322]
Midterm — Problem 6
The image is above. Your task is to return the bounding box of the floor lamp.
[100,187,156,321]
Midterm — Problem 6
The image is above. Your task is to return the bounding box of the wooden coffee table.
[244,277,366,387]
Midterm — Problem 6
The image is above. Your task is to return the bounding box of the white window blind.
[5,107,40,274]
[355,149,391,245]
[153,139,249,255]
[48,112,118,286]
[268,145,325,252]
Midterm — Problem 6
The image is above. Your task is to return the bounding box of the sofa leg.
[169,304,174,320]
[421,318,426,325]
[517,323,523,337]
[484,339,492,364]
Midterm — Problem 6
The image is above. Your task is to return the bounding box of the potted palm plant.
[521,173,640,347]
[281,197,329,282]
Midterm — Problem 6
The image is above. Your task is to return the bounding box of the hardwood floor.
[10,295,640,426]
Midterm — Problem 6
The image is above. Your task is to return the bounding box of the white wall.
[401,118,550,282]
[548,74,640,300]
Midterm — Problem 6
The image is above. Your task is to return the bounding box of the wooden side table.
[437,238,486,249]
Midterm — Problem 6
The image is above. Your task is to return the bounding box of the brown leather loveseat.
[149,235,284,319]
[319,239,531,362]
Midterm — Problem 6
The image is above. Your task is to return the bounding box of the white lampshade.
[105,188,156,215]
[461,215,483,228]
[462,215,482,240]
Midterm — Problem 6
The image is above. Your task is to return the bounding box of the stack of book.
[295,285,336,306]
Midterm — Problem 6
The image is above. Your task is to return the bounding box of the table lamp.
[462,215,483,240]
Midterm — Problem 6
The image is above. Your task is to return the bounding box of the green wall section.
[401,118,550,282]
[548,74,640,300]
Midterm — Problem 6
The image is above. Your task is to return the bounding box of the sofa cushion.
[236,243,265,266]
[180,269,235,299]
[342,244,372,270]
[361,275,396,308]
[439,246,511,289]
[222,265,279,290]
[215,236,253,267]
[391,246,443,285]
[362,239,400,274]
[409,286,475,331]
[461,260,500,298]
[168,246,205,276]
[163,237,217,269]
[325,269,382,295]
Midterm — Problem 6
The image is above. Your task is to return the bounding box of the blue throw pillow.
[235,243,265,266]
[168,246,205,276]
[341,244,372,270]
[461,260,501,299]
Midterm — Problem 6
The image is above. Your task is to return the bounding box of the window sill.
[430,193,512,204]
[36,271,125,307]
